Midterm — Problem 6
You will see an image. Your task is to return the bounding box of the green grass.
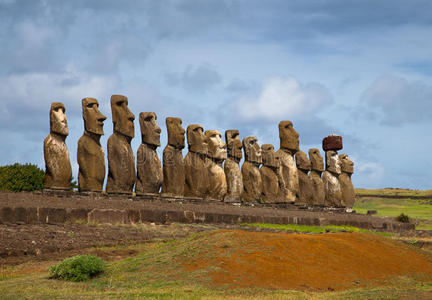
[0,230,431,299]
[354,197,432,230]
[355,188,432,197]
[240,223,371,234]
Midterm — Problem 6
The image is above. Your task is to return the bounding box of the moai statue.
[136,112,163,195]
[322,135,343,207]
[106,95,136,194]
[241,136,262,203]
[308,148,325,206]
[260,144,281,203]
[295,150,314,207]
[205,130,227,200]
[77,98,107,192]
[339,154,355,208]
[276,121,299,203]
[184,124,209,198]
[224,130,243,203]
[161,117,185,197]
[44,102,72,190]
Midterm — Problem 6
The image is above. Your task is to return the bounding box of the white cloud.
[354,161,385,188]
[235,77,332,122]
[361,75,432,125]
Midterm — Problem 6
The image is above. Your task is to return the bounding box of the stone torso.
[44,134,72,190]
[260,166,279,203]
[296,170,313,207]
[207,159,227,200]
[224,157,243,202]
[277,149,299,203]
[322,170,342,207]
[161,144,185,196]
[106,133,135,193]
[77,133,105,192]
[309,170,325,206]
[184,152,209,198]
[241,161,262,203]
[136,143,163,194]
[339,172,355,208]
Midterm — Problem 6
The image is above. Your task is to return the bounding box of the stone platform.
[0,191,414,231]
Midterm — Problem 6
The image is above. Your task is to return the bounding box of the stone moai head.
[82,97,107,136]
[296,150,311,172]
[308,148,324,172]
[205,130,226,160]
[111,95,135,138]
[225,130,243,161]
[279,120,299,152]
[187,124,208,155]
[326,150,341,174]
[262,144,280,168]
[50,102,69,136]
[166,117,185,149]
[139,112,161,147]
[243,136,262,164]
[339,154,354,174]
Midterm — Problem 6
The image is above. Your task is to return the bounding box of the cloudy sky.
[1,0,431,189]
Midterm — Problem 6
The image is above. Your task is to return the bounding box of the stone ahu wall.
[45,96,355,209]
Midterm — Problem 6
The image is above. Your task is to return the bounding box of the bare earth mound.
[183,230,432,291]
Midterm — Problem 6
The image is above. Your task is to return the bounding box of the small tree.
[49,255,105,281]
[0,163,44,192]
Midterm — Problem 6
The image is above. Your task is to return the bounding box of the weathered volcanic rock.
[161,117,185,197]
[241,136,262,203]
[322,134,343,151]
[44,102,72,190]
[78,98,107,192]
[136,112,163,195]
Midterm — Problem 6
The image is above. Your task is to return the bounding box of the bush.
[49,255,105,282]
[0,163,44,192]
[396,213,410,223]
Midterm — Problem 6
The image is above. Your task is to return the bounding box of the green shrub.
[49,255,105,282]
[395,213,410,223]
[0,163,44,192]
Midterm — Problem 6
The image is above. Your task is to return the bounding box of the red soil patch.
[183,230,432,291]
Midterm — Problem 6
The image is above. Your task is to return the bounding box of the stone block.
[26,207,38,224]
[128,209,141,223]
[322,135,343,151]
[140,209,166,224]
[38,208,67,224]
[67,208,90,224]
[166,210,188,223]
[0,207,14,224]
[88,209,127,224]
[14,207,27,224]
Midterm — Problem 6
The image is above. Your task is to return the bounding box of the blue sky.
[1,0,432,189]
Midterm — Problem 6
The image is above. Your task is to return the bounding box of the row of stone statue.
[44,95,355,208]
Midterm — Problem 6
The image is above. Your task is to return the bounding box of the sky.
[1,0,432,189]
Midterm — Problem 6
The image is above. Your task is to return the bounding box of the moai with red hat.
[322,134,343,207]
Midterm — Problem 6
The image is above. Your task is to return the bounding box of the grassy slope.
[354,189,432,230]
[1,229,431,299]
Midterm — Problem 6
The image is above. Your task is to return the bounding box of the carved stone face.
[296,150,311,171]
[326,150,341,174]
[166,117,185,149]
[139,112,161,147]
[82,98,107,135]
[111,95,135,138]
[243,136,261,164]
[339,154,354,174]
[262,144,280,168]
[308,148,324,172]
[50,102,68,136]
[225,130,242,160]
[205,130,226,160]
[187,124,208,155]
[279,120,299,152]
